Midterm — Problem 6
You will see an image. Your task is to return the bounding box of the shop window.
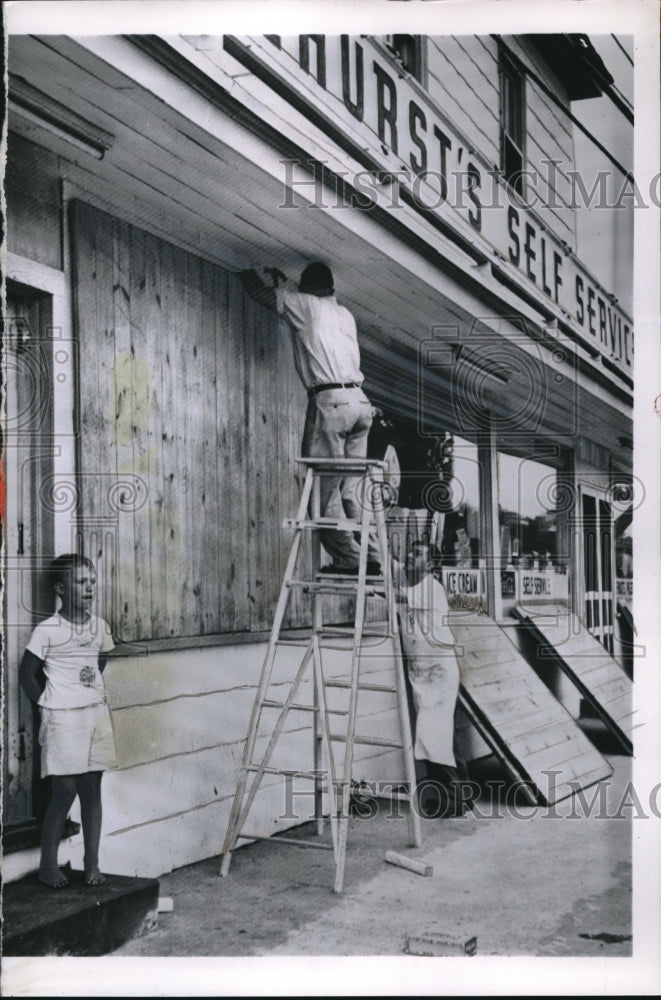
[436,436,481,568]
[615,509,633,605]
[499,51,526,196]
[386,35,427,85]
[498,453,568,609]
[368,412,483,608]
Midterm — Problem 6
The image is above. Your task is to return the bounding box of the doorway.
[3,283,55,832]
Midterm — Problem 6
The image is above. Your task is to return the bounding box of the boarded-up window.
[71,200,305,642]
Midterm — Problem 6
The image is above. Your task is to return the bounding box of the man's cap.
[299,262,334,296]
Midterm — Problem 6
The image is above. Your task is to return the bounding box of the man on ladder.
[239,261,381,576]
[224,262,421,892]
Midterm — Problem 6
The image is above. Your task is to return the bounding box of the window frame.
[385,34,427,87]
[499,49,527,196]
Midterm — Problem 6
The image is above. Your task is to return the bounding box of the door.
[581,489,615,654]
[3,285,54,828]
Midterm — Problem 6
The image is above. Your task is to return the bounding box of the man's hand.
[237,269,277,310]
[264,266,288,288]
[238,268,264,287]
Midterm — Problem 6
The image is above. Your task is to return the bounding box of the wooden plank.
[158,236,184,638]
[456,650,533,678]
[126,223,153,639]
[90,205,118,620]
[140,230,167,639]
[225,270,251,632]
[73,202,101,553]
[199,259,222,635]
[594,679,632,714]
[496,705,581,742]
[513,604,634,752]
[246,293,279,631]
[110,214,135,642]
[183,248,205,635]
[449,611,612,803]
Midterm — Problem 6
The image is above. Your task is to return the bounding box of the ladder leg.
[372,469,421,848]
[228,640,316,851]
[333,487,372,893]
[220,470,316,875]
[310,472,325,835]
[373,475,422,849]
[311,633,339,854]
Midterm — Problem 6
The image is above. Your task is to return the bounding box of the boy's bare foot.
[39,866,69,889]
[84,869,106,886]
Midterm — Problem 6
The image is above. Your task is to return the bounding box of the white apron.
[399,575,460,767]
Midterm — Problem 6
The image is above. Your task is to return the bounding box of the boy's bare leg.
[78,771,105,885]
[40,775,77,888]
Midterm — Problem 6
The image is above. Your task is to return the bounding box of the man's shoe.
[320,564,358,576]
[366,561,382,576]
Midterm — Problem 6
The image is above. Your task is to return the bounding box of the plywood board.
[448,611,613,804]
[512,602,634,755]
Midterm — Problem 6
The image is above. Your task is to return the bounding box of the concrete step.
[3,867,160,956]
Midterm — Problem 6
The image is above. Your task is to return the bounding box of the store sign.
[230,35,633,376]
[442,568,483,596]
[514,569,569,602]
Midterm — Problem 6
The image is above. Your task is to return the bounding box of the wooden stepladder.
[219,457,421,893]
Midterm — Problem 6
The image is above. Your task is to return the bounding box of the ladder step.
[245,765,321,778]
[285,518,370,532]
[318,626,389,639]
[236,833,334,851]
[287,580,385,595]
[330,734,404,748]
[297,457,387,473]
[325,680,398,693]
[261,698,347,716]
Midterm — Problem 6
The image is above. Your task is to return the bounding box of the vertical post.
[477,413,502,621]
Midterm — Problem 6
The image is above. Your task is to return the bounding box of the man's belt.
[308,382,361,398]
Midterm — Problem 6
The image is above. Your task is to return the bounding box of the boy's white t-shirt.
[26,613,114,709]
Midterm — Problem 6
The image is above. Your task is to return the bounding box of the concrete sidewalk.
[113,747,633,959]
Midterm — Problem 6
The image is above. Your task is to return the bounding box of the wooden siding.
[54,637,412,879]
[503,36,576,244]
[426,35,576,244]
[448,611,612,803]
[426,35,500,168]
[71,199,306,642]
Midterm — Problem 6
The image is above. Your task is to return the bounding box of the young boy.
[19,554,116,888]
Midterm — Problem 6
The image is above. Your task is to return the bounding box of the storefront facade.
[4,32,633,879]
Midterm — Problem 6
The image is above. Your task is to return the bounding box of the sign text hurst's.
[229,35,633,377]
